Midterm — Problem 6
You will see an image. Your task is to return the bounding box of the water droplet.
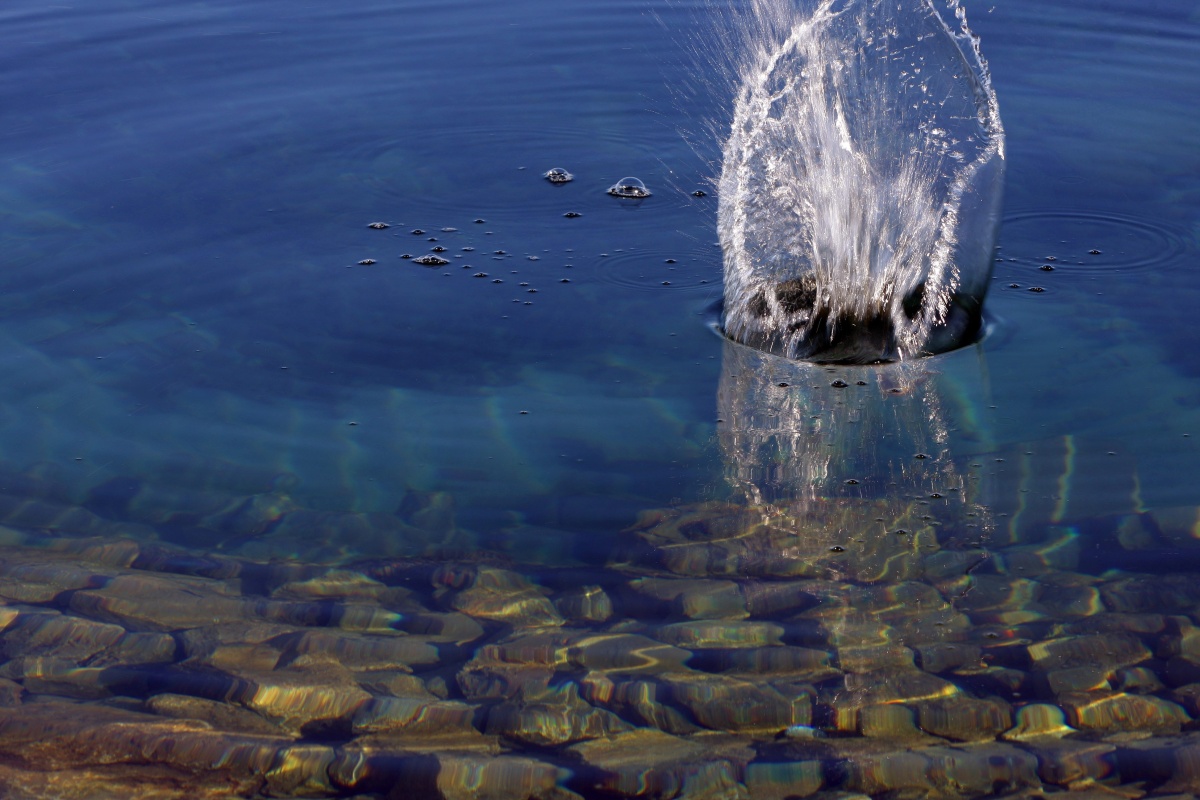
[528,289,538,293]
[411,229,425,235]
[1039,264,1054,271]
[893,529,909,536]
[431,246,447,253]
[1045,256,1057,261]
[666,259,677,264]
[544,167,573,183]
[474,218,486,224]
[520,282,529,287]
[777,382,789,387]
[563,211,582,218]
[692,190,707,197]
[492,279,503,283]
[607,176,651,198]
[914,453,929,460]
[1008,283,1020,288]
[1028,286,1045,293]
[845,479,859,485]
[855,380,867,386]
[519,410,529,415]
[1089,249,1102,255]
[495,250,507,255]
[412,254,449,266]
[829,546,846,553]
[930,493,943,499]
[367,222,389,229]
[357,258,376,265]
[473,272,488,278]
[560,278,571,283]
[831,379,848,388]
[400,254,412,259]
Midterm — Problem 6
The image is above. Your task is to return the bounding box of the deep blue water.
[1,0,1200,792]
[3,0,1195,550]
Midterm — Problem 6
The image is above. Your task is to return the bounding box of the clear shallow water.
[2,0,1200,797]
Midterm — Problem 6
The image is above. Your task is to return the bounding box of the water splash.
[718,0,1004,363]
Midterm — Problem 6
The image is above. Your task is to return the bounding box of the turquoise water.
[1,0,1200,797]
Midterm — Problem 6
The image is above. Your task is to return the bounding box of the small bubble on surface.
[357,258,376,265]
[1039,264,1054,271]
[607,176,651,198]
[829,546,845,553]
[914,453,929,460]
[845,479,859,485]
[1009,283,1020,288]
[777,382,789,387]
[855,380,867,386]
[412,254,450,266]
[1029,286,1045,293]
[411,229,425,235]
[473,272,488,278]
[563,211,582,218]
[831,379,848,388]
[367,222,389,229]
[544,167,573,183]
[692,190,707,197]
[1089,249,1102,255]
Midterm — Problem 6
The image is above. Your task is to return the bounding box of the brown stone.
[0,611,126,661]
[435,565,563,628]
[276,629,441,672]
[145,692,284,735]
[1060,691,1190,734]
[914,696,1013,742]
[554,585,613,624]
[352,696,479,737]
[653,620,783,649]
[567,729,739,799]
[69,573,246,631]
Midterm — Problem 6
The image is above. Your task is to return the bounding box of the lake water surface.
[1,0,1199,797]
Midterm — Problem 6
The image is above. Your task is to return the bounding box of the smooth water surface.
[1,0,1199,797]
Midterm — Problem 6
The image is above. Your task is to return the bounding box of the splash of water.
[718,0,1004,363]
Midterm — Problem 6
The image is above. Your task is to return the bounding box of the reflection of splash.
[717,337,987,513]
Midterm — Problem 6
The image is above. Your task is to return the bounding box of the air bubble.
[367,222,389,229]
[357,259,376,265]
[831,379,848,388]
[544,168,573,184]
[563,212,582,218]
[607,176,651,198]
[412,255,449,266]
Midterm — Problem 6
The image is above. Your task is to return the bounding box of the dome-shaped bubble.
[544,167,573,184]
[607,177,650,199]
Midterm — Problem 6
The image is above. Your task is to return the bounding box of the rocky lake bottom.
[3,476,1200,800]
